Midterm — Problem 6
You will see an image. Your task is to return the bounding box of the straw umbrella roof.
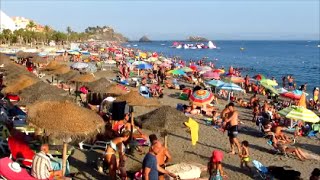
[0,53,12,65]
[70,73,96,83]
[44,60,61,70]
[86,78,112,93]
[16,51,37,58]
[116,90,159,106]
[105,84,128,96]
[27,100,105,139]
[3,74,39,94]
[30,56,48,64]
[138,105,188,132]
[51,64,71,75]
[56,70,80,82]
[17,81,69,106]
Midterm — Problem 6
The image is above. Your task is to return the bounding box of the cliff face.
[85,26,128,42]
[187,36,208,42]
[139,35,151,42]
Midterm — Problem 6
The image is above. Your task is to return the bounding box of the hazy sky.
[1,0,319,40]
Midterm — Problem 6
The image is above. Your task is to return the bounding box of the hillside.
[84,26,128,42]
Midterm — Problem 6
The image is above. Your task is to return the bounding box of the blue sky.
[1,0,319,40]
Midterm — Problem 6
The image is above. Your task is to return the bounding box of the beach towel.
[184,118,199,146]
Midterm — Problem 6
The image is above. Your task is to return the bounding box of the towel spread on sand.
[184,118,199,146]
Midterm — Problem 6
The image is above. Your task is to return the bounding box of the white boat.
[133,44,138,47]
[183,44,189,49]
[196,44,202,49]
[126,44,131,47]
[176,45,182,49]
[161,44,166,46]
[190,47,197,50]
[318,45,320,48]
[208,41,217,49]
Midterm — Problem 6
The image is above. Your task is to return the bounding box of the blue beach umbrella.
[207,80,224,87]
[137,63,152,70]
[217,82,244,92]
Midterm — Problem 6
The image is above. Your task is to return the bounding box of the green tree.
[26,21,37,31]
[2,29,12,44]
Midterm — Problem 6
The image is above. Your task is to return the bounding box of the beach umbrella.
[3,74,39,94]
[87,78,112,93]
[85,63,97,73]
[71,62,88,69]
[160,63,171,68]
[223,76,245,83]
[146,57,158,62]
[203,71,220,80]
[116,90,159,107]
[260,79,278,86]
[132,61,147,66]
[168,69,186,75]
[280,90,304,100]
[105,60,116,64]
[217,82,244,92]
[260,82,279,95]
[189,65,198,71]
[213,69,225,74]
[253,74,266,81]
[137,63,152,70]
[105,84,129,96]
[70,73,96,83]
[27,101,105,175]
[207,80,225,87]
[277,88,288,94]
[181,67,194,72]
[278,106,319,123]
[189,90,214,106]
[51,65,70,75]
[30,56,48,64]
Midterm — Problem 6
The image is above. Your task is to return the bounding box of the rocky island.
[84,26,128,42]
[139,35,151,42]
[187,36,208,42]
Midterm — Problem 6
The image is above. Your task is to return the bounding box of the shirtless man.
[223,103,241,154]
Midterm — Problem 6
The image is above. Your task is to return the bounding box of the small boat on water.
[161,44,166,46]
[318,45,320,48]
[183,44,189,49]
[208,41,217,49]
[176,44,182,49]
[126,44,131,47]
[240,47,245,51]
[133,44,138,47]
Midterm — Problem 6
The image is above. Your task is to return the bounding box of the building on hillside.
[12,16,45,32]
[0,10,16,32]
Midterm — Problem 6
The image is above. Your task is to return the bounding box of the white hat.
[104,96,116,102]
[8,162,21,173]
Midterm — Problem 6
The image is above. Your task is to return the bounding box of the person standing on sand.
[142,141,177,180]
[149,134,173,180]
[223,103,241,154]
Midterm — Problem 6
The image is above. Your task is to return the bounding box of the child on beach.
[239,141,251,172]
[208,150,227,180]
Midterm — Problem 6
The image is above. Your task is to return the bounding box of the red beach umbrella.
[189,90,214,106]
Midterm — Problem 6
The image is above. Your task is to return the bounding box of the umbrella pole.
[164,134,168,148]
[62,142,67,176]
[130,112,134,141]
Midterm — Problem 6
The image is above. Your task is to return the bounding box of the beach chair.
[252,160,271,180]
[139,86,150,98]
[8,136,35,168]
[307,123,319,139]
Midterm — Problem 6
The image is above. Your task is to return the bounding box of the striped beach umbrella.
[217,82,244,92]
[207,80,225,87]
[181,67,194,72]
[168,69,186,75]
[260,82,279,95]
[189,90,214,106]
[260,79,278,86]
[213,69,225,74]
[203,71,220,80]
[278,106,320,123]
[224,76,245,83]
[280,90,304,100]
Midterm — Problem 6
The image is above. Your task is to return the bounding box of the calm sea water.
[125,41,320,95]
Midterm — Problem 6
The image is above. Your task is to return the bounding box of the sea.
[124,41,320,95]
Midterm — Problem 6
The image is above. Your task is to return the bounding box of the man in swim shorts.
[223,103,241,155]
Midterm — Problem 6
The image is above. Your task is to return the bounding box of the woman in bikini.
[105,130,131,180]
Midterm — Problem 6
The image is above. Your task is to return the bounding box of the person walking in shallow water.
[223,103,241,155]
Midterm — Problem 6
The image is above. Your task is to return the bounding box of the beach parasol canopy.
[70,73,96,83]
[30,56,48,64]
[217,82,244,92]
[56,70,79,82]
[132,61,147,65]
[137,63,152,70]
[260,82,279,95]
[51,65,70,75]
[213,69,225,74]
[139,106,188,132]
[278,106,319,123]
[253,74,266,81]
[207,80,225,87]
[105,60,116,64]
[168,69,186,75]
[181,67,193,72]
[44,60,61,70]
[280,90,303,100]
[3,74,39,94]
[71,62,88,69]
[202,71,220,80]
[223,76,245,83]
[116,90,159,106]
[84,63,97,73]
[260,79,278,86]
[86,78,112,93]
[189,90,214,106]
[105,84,129,96]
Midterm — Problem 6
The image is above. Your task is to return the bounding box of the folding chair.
[139,86,150,98]
[252,160,271,180]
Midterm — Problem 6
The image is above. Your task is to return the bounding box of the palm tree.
[2,29,12,45]
[43,25,51,45]
[66,26,72,43]
[26,21,37,31]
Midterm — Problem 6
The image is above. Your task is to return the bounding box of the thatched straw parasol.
[105,84,129,96]
[51,64,70,75]
[3,74,39,94]
[16,51,37,58]
[138,106,188,147]
[17,81,69,106]
[30,56,48,64]
[27,100,105,175]
[86,78,112,93]
[116,90,159,106]
[56,70,79,82]
[0,53,12,65]
[44,60,61,70]
[70,73,96,83]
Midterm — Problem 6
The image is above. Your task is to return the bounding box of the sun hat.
[8,162,22,173]
[212,150,223,163]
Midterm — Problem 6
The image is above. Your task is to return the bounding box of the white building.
[0,10,16,32]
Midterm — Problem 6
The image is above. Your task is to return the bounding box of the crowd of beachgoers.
[0,41,319,180]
